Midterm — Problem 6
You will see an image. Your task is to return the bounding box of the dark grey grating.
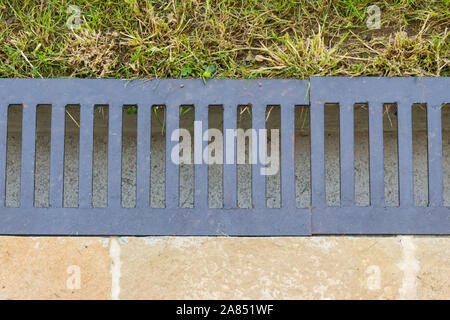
[310,77,449,234]
[0,78,448,235]
[0,79,309,235]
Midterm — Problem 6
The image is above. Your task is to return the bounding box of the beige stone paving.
[0,237,111,300]
[119,237,404,300]
[0,236,448,300]
[416,237,450,299]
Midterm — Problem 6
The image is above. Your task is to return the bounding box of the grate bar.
[0,207,311,235]
[308,206,449,234]
[427,100,443,207]
[368,103,384,207]
[339,101,355,206]
[50,104,65,208]
[136,104,151,208]
[397,102,414,206]
[79,104,94,208]
[108,104,122,208]
[0,104,7,207]
[20,104,37,208]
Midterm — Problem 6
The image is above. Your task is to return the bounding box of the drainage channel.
[0,78,448,235]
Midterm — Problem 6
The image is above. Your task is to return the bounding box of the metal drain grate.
[0,79,309,235]
[310,77,449,234]
[0,78,448,235]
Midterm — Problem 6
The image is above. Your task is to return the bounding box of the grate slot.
[427,101,443,207]
[178,105,194,208]
[6,105,22,208]
[368,103,385,207]
[208,105,223,208]
[150,106,166,208]
[295,106,311,208]
[121,105,138,208]
[108,104,122,208]
[412,104,428,206]
[223,104,237,209]
[281,104,295,209]
[237,105,252,209]
[0,104,8,207]
[339,101,355,207]
[165,104,179,209]
[34,105,51,208]
[92,105,109,208]
[383,103,399,207]
[195,105,209,210]
[325,104,340,206]
[266,105,280,208]
[63,105,80,208]
[354,104,370,206]
[310,100,325,208]
[443,104,450,207]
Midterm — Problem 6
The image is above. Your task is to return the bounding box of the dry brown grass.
[0,0,448,78]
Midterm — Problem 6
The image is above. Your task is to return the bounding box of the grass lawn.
[0,0,448,79]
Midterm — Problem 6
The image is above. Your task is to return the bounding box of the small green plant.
[180,106,193,116]
[126,106,137,114]
[202,65,216,83]
[151,105,194,135]
[152,106,165,135]
[180,66,193,77]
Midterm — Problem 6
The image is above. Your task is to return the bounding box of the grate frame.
[310,76,450,234]
[0,77,448,235]
[0,79,310,235]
